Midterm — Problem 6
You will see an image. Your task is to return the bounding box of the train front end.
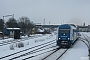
[56,24,71,48]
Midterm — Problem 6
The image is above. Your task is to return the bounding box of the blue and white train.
[56,24,78,48]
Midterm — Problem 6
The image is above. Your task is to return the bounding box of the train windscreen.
[59,29,70,33]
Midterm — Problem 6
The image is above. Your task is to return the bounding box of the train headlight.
[59,38,60,40]
[63,33,65,35]
[68,38,70,40]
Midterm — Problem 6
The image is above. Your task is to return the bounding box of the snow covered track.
[42,48,68,60]
[42,48,60,60]
[0,39,56,60]
[80,33,90,43]
[56,49,68,60]
[22,47,58,60]
[83,33,90,40]
[0,35,44,46]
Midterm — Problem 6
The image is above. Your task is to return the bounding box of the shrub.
[18,42,24,48]
[10,44,14,50]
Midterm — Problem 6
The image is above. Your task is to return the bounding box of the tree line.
[0,16,35,34]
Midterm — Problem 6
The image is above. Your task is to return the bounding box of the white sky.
[0,0,90,25]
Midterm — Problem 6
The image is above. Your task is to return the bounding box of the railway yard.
[1,0,90,60]
[0,32,89,60]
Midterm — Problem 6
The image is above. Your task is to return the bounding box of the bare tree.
[18,16,35,34]
[6,18,19,28]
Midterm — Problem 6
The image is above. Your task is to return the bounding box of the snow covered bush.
[10,44,14,50]
[26,42,29,45]
[18,42,24,48]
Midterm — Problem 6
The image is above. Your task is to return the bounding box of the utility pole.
[43,18,45,25]
[49,21,50,25]
[63,20,64,24]
[2,14,14,39]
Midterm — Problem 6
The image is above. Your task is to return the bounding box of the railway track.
[41,35,78,60]
[41,48,68,60]
[22,47,59,60]
[0,34,50,46]
[80,33,90,43]
[83,33,90,39]
[0,39,56,60]
[19,46,57,60]
[56,49,68,60]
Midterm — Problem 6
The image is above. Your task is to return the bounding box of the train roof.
[69,24,76,28]
[58,24,76,29]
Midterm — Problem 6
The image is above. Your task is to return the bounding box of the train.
[56,24,78,48]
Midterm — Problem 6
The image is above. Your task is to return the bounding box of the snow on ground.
[27,32,89,60]
[0,33,56,59]
[59,32,89,60]
[0,32,89,60]
[0,34,50,52]
[60,40,88,60]
[0,34,42,42]
[28,33,89,60]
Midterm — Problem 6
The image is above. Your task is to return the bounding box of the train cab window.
[59,29,70,33]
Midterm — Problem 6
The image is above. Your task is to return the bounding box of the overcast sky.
[0,0,90,25]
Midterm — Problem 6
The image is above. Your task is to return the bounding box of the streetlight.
[2,14,14,39]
